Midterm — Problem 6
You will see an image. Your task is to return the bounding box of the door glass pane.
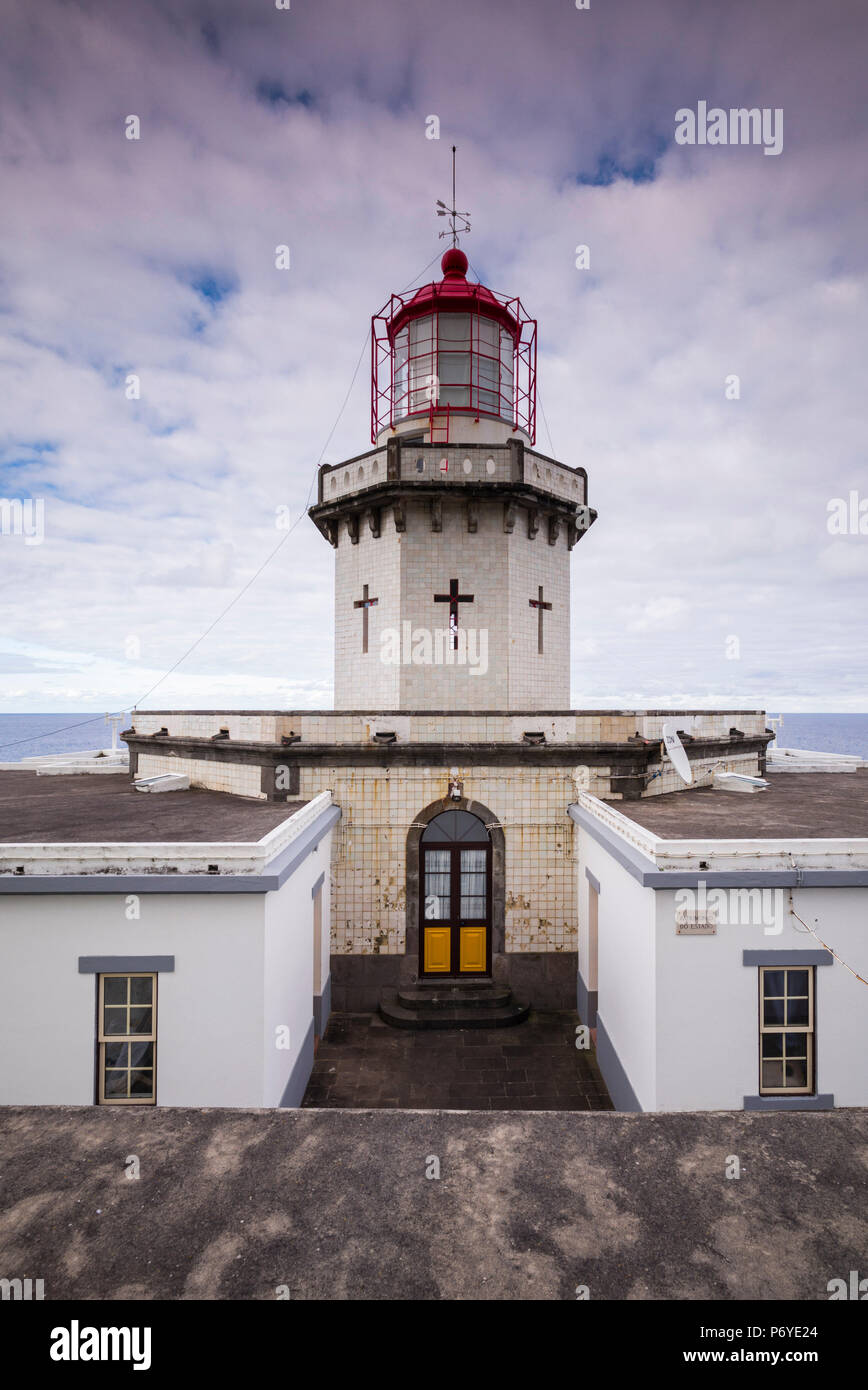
[460,849,487,918]
[422,811,489,842]
[424,849,450,920]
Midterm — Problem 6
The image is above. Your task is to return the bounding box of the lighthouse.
[123,191,774,1017]
[308,239,596,710]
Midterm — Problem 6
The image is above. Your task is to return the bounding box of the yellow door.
[459,926,486,974]
[424,926,451,973]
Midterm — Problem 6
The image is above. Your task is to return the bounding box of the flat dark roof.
[0,772,307,844]
[609,772,868,840]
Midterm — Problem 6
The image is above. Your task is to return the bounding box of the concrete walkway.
[0,1106,865,1300]
[303,1010,613,1110]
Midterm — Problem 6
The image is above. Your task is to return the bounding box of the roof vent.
[523,731,546,745]
[281,732,301,746]
[211,728,230,741]
[152,726,169,738]
[134,773,191,794]
[713,772,770,794]
[372,730,397,744]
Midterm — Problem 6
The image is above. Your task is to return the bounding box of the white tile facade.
[294,763,580,958]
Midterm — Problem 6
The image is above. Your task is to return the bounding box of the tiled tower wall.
[507,519,570,708]
[334,519,400,710]
[397,498,509,708]
[333,496,571,711]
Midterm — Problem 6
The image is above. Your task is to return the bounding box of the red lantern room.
[371,247,537,445]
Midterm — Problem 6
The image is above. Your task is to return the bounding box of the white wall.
[0,893,265,1107]
[262,827,334,1106]
[578,834,658,1109]
[654,885,868,1111]
[0,853,337,1109]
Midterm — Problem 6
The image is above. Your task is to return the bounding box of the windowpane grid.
[759,967,813,1095]
[98,974,156,1106]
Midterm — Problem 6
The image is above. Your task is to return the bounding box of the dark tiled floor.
[302,1010,614,1111]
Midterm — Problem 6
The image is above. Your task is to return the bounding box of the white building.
[571,769,868,1111]
[0,774,338,1108]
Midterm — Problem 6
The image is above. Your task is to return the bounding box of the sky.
[0,0,866,715]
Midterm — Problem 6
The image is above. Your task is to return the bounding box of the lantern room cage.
[371,248,537,444]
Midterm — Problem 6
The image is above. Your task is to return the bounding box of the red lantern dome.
[371,249,536,444]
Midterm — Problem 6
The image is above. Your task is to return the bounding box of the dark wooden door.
[421,838,492,976]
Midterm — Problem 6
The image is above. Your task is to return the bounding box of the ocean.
[0,711,867,760]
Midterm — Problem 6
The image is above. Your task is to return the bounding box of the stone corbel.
[503,502,516,534]
[548,514,561,546]
[393,499,406,533]
[347,512,360,545]
[366,507,381,538]
[323,519,339,548]
[527,507,539,539]
[429,496,442,532]
[466,500,478,534]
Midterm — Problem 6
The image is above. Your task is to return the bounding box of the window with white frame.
[98,973,157,1105]
[759,966,814,1096]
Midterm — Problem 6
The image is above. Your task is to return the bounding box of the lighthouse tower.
[309,244,595,711]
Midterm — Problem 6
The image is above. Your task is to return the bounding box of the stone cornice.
[309,478,597,548]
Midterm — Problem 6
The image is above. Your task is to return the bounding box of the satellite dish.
[662,720,693,785]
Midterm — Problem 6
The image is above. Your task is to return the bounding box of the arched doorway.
[420,809,492,976]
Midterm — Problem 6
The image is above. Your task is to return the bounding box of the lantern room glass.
[392,310,516,425]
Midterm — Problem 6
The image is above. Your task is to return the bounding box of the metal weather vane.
[436,145,471,247]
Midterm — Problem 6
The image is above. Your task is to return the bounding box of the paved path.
[303,1010,613,1110]
[0,1107,865,1300]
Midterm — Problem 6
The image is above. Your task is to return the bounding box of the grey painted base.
[595,1015,642,1112]
[279,1020,315,1108]
[744,1094,835,1111]
[314,975,332,1038]
[576,971,597,1028]
[329,950,579,1013]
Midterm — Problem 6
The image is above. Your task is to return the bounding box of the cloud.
[0,0,865,717]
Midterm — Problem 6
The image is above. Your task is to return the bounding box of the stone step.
[396,984,513,1011]
[379,990,530,1031]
